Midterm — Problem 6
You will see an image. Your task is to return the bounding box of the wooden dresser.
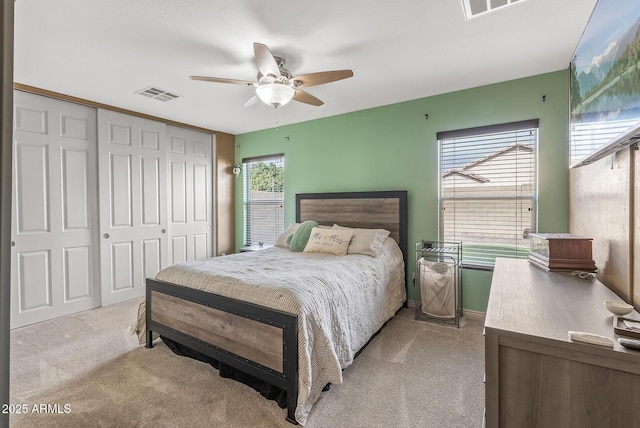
[484,258,640,428]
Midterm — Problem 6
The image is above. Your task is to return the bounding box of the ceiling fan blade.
[242,94,260,108]
[190,76,255,86]
[293,89,324,106]
[253,43,281,78]
[292,70,353,88]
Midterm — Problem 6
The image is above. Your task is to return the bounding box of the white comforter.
[137,237,405,425]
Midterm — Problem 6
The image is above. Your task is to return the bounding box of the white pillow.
[332,225,390,257]
[303,227,353,256]
[275,223,299,248]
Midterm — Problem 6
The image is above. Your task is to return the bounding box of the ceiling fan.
[190,43,354,108]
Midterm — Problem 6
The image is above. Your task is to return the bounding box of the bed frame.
[145,190,408,424]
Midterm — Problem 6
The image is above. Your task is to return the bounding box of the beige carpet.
[9,299,485,427]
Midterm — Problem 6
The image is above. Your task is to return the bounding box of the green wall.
[235,70,570,313]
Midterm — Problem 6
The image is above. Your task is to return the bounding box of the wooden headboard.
[295,190,408,265]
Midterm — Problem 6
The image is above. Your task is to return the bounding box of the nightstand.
[239,244,273,252]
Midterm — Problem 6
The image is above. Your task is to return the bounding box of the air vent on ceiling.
[136,86,181,102]
[462,0,525,20]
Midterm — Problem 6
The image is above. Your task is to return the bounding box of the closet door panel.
[63,246,91,301]
[141,157,161,225]
[193,164,208,222]
[17,250,51,311]
[170,161,187,224]
[61,147,90,230]
[11,91,99,328]
[142,238,162,283]
[109,153,133,227]
[98,110,168,305]
[110,241,134,291]
[166,126,214,262]
[15,141,49,233]
[193,233,208,260]
[170,235,187,265]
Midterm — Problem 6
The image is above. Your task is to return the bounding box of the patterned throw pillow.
[303,227,353,255]
[332,225,390,257]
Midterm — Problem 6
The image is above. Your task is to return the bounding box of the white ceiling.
[14,0,598,135]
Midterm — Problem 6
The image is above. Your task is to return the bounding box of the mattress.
[136,237,405,424]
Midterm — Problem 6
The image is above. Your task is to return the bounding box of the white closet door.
[98,110,168,306]
[166,126,214,263]
[11,91,99,328]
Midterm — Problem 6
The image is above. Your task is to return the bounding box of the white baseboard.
[407,300,486,321]
[461,308,486,321]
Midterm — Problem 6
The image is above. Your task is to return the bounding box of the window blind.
[438,120,538,269]
[243,154,285,246]
[569,118,640,166]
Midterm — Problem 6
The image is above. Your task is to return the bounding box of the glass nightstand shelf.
[528,233,596,272]
[239,244,273,252]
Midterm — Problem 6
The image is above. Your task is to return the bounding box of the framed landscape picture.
[569,0,640,166]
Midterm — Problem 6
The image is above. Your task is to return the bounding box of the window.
[461,0,525,20]
[243,154,285,246]
[569,118,640,167]
[438,120,538,269]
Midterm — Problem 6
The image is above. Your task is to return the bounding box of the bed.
[142,190,408,424]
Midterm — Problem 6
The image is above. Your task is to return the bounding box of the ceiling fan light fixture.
[256,83,295,108]
[191,43,353,108]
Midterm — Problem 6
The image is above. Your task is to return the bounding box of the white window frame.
[569,118,640,167]
[437,119,538,269]
[461,0,526,20]
[242,153,285,246]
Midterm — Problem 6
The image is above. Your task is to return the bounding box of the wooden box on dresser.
[484,258,640,428]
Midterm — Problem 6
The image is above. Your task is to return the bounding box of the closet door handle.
[103,233,110,239]
[161,229,166,234]
[11,241,15,247]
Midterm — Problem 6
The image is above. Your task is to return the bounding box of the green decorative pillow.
[287,220,319,251]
